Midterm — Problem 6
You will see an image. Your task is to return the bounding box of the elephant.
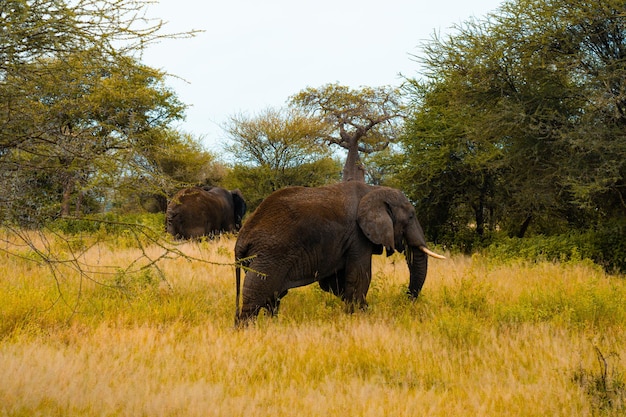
[234,181,444,325]
[166,186,247,239]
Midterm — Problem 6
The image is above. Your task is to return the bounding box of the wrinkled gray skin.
[234,181,443,326]
[166,186,246,239]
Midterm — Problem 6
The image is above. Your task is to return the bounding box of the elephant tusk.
[419,246,446,259]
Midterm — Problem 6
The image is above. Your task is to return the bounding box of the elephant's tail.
[235,259,242,325]
[235,263,241,323]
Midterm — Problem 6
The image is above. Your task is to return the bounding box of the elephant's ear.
[231,189,247,225]
[357,189,395,249]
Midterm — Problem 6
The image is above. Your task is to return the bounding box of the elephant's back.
[235,183,363,260]
[235,187,303,255]
[168,187,207,208]
[243,186,345,227]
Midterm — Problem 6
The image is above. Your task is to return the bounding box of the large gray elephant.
[234,181,444,325]
[166,186,247,239]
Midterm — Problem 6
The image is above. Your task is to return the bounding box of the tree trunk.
[75,190,84,217]
[474,199,485,237]
[517,214,533,238]
[60,175,75,217]
[342,143,365,182]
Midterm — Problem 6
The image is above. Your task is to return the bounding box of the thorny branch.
[0,218,234,319]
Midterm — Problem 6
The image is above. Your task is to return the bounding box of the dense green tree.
[124,130,222,213]
[223,158,341,210]
[0,0,197,224]
[400,78,503,244]
[1,51,185,221]
[401,0,626,247]
[0,0,219,304]
[290,83,404,182]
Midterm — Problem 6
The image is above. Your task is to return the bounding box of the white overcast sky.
[141,0,504,151]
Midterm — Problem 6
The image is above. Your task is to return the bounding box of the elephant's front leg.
[342,253,373,313]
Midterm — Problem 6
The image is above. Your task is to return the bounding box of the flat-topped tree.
[290,84,404,182]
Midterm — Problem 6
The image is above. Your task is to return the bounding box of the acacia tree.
[224,108,340,208]
[290,83,404,182]
[0,0,198,223]
[0,1,215,307]
[122,129,221,213]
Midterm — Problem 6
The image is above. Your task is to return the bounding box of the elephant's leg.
[342,252,373,313]
[318,271,346,297]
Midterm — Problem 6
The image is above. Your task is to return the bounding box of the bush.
[484,227,626,274]
[589,219,626,274]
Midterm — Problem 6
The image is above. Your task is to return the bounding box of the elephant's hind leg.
[240,270,289,322]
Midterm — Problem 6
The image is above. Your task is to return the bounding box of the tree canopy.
[399,0,626,248]
[0,0,201,224]
[290,83,404,182]
[223,108,341,208]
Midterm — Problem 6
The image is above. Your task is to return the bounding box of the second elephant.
[166,186,247,239]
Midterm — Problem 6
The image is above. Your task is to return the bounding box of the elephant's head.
[357,187,444,298]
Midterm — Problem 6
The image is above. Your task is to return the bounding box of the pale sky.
[142,0,504,152]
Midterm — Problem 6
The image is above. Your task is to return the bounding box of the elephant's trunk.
[406,245,429,298]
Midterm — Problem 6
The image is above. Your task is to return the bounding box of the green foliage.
[485,234,593,264]
[118,130,223,213]
[224,159,341,210]
[223,108,341,208]
[225,108,332,169]
[1,52,185,224]
[148,131,221,186]
[590,219,626,274]
[1,0,197,225]
[484,226,626,274]
[400,0,626,248]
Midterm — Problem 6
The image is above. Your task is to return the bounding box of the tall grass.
[1,233,625,416]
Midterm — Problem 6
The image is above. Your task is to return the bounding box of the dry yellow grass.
[1,233,625,416]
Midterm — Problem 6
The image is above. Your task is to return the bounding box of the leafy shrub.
[588,219,626,274]
[484,229,626,274]
[485,234,589,263]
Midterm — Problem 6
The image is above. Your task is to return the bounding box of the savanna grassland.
[1,230,625,416]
